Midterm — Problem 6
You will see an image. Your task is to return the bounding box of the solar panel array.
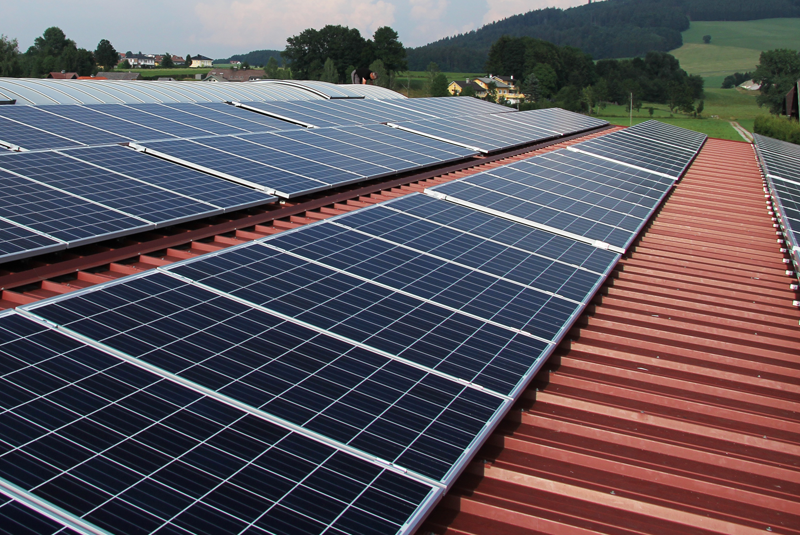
[568,120,704,178]
[6,188,620,534]
[754,133,800,272]
[427,120,705,252]
[0,91,637,533]
[388,108,608,153]
[0,146,277,264]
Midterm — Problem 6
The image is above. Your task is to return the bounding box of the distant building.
[202,68,265,82]
[230,60,242,66]
[787,79,800,119]
[190,55,214,68]
[47,72,78,79]
[448,79,487,98]
[126,53,155,68]
[448,74,525,103]
[739,79,762,91]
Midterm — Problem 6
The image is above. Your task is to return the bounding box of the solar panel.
[167,103,300,132]
[235,100,435,129]
[0,496,80,535]
[137,126,477,198]
[0,217,64,264]
[320,195,619,302]
[0,106,127,150]
[0,167,151,246]
[24,271,505,483]
[389,112,560,153]
[0,309,438,535]
[385,96,515,118]
[503,107,609,136]
[755,133,800,161]
[427,148,674,251]
[60,145,277,212]
[0,116,83,152]
[0,152,221,227]
[569,129,698,178]
[82,104,219,139]
[626,120,707,152]
[37,105,179,145]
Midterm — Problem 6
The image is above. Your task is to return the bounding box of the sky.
[2,0,594,59]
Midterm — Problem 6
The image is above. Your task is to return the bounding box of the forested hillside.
[215,49,282,66]
[407,0,800,71]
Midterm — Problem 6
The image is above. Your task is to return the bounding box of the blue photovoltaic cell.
[755,133,800,162]
[61,145,277,212]
[81,104,221,139]
[28,272,504,482]
[0,497,78,535]
[386,97,514,118]
[139,138,329,197]
[317,197,615,303]
[38,105,179,144]
[429,148,674,249]
[0,117,83,151]
[0,151,219,226]
[756,134,800,184]
[392,112,559,153]
[503,107,608,136]
[165,103,301,132]
[0,106,127,149]
[626,120,707,152]
[167,241,553,396]
[238,100,435,129]
[0,218,63,264]
[375,194,621,274]
[0,310,436,535]
[0,168,150,245]
[571,129,695,178]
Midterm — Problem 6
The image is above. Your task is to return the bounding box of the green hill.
[670,18,800,86]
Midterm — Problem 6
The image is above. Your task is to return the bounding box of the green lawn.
[670,18,800,84]
[595,87,768,141]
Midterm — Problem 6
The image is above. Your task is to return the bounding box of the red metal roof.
[419,138,800,534]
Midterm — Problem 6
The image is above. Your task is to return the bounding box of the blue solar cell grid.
[26,272,505,483]
[428,148,674,250]
[60,145,277,212]
[0,167,150,246]
[0,310,437,535]
[626,120,706,152]
[0,218,63,265]
[166,103,301,132]
[0,106,127,150]
[167,241,552,396]
[504,108,608,136]
[0,151,220,227]
[0,116,83,151]
[391,113,559,153]
[571,129,696,178]
[386,97,514,118]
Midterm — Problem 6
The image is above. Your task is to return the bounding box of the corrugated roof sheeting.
[419,138,800,535]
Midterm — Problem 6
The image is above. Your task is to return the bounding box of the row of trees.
[407,0,800,72]
[282,25,406,87]
[1,28,98,77]
[482,36,704,114]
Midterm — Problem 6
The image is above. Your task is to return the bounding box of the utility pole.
[630,92,633,126]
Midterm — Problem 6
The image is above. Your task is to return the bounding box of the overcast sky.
[3,0,594,59]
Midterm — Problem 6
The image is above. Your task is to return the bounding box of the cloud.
[482,0,587,25]
[194,0,396,49]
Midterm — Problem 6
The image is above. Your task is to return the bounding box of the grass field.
[671,18,800,82]
[595,87,768,141]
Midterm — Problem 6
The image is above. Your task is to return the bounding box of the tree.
[372,26,406,86]
[522,73,540,102]
[242,61,250,69]
[161,52,174,69]
[695,99,704,118]
[118,59,130,69]
[531,63,557,98]
[582,85,596,114]
[430,73,449,97]
[753,49,800,114]
[185,54,192,67]
[320,57,339,83]
[703,35,711,44]
[460,85,476,97]
[0,35,22,77]
[283,25,368,81]
[426,62,440,84]
[666,81,694,113]
[485,81,498,103]
[265,57,278,78]
[368,59,389,88]
[94,39,119,71]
